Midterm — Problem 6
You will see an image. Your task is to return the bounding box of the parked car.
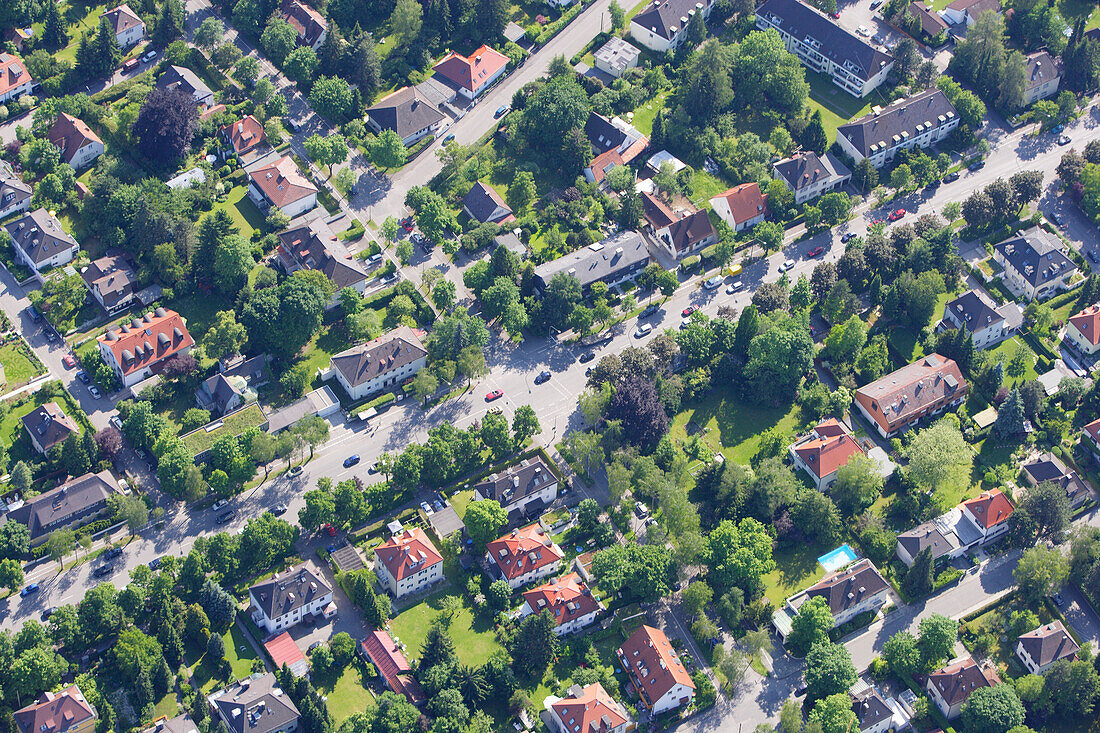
[1059,134,1072,146]
[326,544,337,554]
[63,354,76,368]
[217,510,235,524]
[829,10,840,17]
[141,49,158,62]
[856,25,871,36]
[41,606,57,619]
[726,281,743,294]
[88,385,102,399]
[888,208,906,221]
[77,370,90,383]
[634,323,653,337]
[1087,250,1098,264]
[968,159,985,171]
[640,303,660,317]
[494,105,511,118]
[703,276,722,290]
[343,454,360,468]
[420,501,434,515]
[944,171,960,182]
[271,504,288,515]
[367,462,379,475]
[27,306,41,321]
[807,246,825,257]
[122,57,139,72]
[485,389,504,401]
[323,523,337,537]
[46,329,57,342]
[212,499,229,511]
[534,370,552,384]
[110,415,122,430]
[104,547,122,560]
[442,133,455,144]
[148,557,161,570]
[283,118,299,132]
[841,232,856,243]
[578,351,595,363]
[93,564,113,577]
[682,305,698,317]
[1049,211,1064,227]
[401,217,415,231]
[288,465,303,477]
[20,583,39,597]
[679,318,693,330]
[779,259,796,273]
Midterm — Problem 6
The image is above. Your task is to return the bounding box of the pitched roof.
[802,558,889,616]
[281,0,327,47]
[1069,304,1100,346]
[263,632,309,678]
[550,683,629,733]
[928,657,998,707]
[711,183,769,225]
[852,687,894,731]
[757,0,894,81]
[248,155,317,209]
[486,523,563,581]
[249,563,331,621]
[7,470,117,539]
[961,489,1013,529]
[360,630,426,706]
[5,208,79,265]
[994,226,1077,288]
[141,714,199,733]
[773,151,851,191]
[838,89,958,159]
[533,230,650,290]
[81,253,136,309]
[617,625,695,709]
[794,419,865,479]
[943,289,1003,334]
[897,522,959,562]
[641,191,677,230]
[1085,418,1100,445]
[522,572,600,627]
[330,325,427,388]
[47,113,103,166]
[97,308,194,378]
[664,209,716,253]
[102,4,143,35]
[462,181,514,224]
[473,456,558,509]
[945,0,1001,15]
[374,527,443,581]
[20,401,79,453]
[854,354,966,434]
[209,674,300,733]
[156,65,212,102]
[584,112,649,183]
[0,53,32,98]
[220,115,265,154]
[0,167,32,211]
[910,1,948,36]
[1022,451,1090,504]
[632,0,709,41]
[14,685,96,733]
[277,218,368,289]
[366,86,445,141]
[432,45,509,94]
[1018,621,1079,668]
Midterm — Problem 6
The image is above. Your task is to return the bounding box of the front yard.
[0,339,46,390]
[187,625,261,693]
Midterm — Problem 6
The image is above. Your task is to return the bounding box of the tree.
[609,0,625,29]
[132,88,199,162]
[961,684,1026,733]
[9,460,32,494]
[511,610,559,680]
[804,642,857,701]
[606,374,669,453]
[994,387,1026,438]
[116,495,149,534]
[705,518,775,596]
[153,0,184,45]
[791,491,843,546]
[202,310,247,362]
[0,557,24,593]
[755,221,784,252]
[304,134,348,177]
[299,489,335,531]
[261,17,299,66]
[309,76,353,121]
[1014,545,1069,602]
[47,529,76,567]
[809,693,859,733]
[744,314,814,402]
[512,405,540,447]
[390,0,423,44]
[832,454,883,517]
[788,596,835,657]
[0,521,30,560]
[194,16,224,49]
[465,500,507,552]
[918,614,959,670]
[904,547,935,599]
[883,631,921,677]
[681,581,713,619]
[1045,658,1100,719]
[283,46,319,85]
[509,171,537,212]
[214,235,256,296]
[1018,480,1071,541]
[906,420,973,493]
[200,580,238,632]
[803,112,827,155]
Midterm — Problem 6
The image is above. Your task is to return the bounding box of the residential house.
[773,151,852,205]
[1083,418,1100,463]
[1016,622,1080,675]
[710,183,768,232]
[938,288,1022,349]
[756,0,894,97]
[21,402,79,455]
[837,89,959,168]
[5,208,80,276]
[547,683,630,733]
[374,527,444,598]
[276,218,369,297]
[617,625,695,714]
[533,231,651,295]
[494,231,526,259]
[81,253,137,313]
[646,149,687,175]
[941,0,1001,25]
[141,714,200,733]
[959,489,1013,543]
[366,86,445,147]
[993,226,1078,302]
[851,685,911,733]
[156,65,214,108]
[773,559,890,642]
[788,418,865,491]
[1067,303,1100,355]
[908,1,949,41]
[329,325,428,401]
[246,155,318,219]
[486,523,564,589]
[0,163,31,219]
[854,354,967,438]
[1024,50,1061,105]
[195,355,267,415]
[640,193,717,258]
[101,4,145,48]
[7,470,118,543]
[926,657,1000,719]
[896,521,964,566]
[208,674,300,733]
[281,0,328,50]
[432,45,509,99]
[97,308,195,388]
[462,182,515,224]
[594,37,641,78]
[5,28,32,52]
[0,53,33,104]
[1022,451,1092,508]
[629,0,715,53]
[14,685,97,733]
[47,113,104,169]
[583,111,649,185]
[249,563,335,635]
[519,572,602,636]
[220,115,266,156]
[472,456,560,523]
[359,630,426,706]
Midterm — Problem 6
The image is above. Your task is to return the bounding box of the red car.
[62,354,76,368]
[681,305,697,318]
[829,10,840,17]
[888,208,906,221]
[322,524,336,537]
[807,246,825,257]
[401,217,414,232]
[485,389,504,402]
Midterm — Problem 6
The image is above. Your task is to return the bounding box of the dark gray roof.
[802,559,889,616]
[1023,452,1089,503]
[898,522,956,562]
[494,231,526,257]
[1026,50,1060,91]
[585,112,630,156]
[21,402,79,452]
[757,0,894,81]
[943,289,1003,333]
[838,89,958,158]
[632,0,707,41]
[278,219,369,289]
[773,151,851,191]
[473,457,557,510]
[0,169,31,212]
[81,253,136,309]
[5,208,79,265]
[7,470,116,539]
[210,674,300,733]
[330,326,427,388]
[366,86,444,140]
[1018,622,1079,668]
[462,182,513,224]
[852,688,893,731]
[156,65,212,102]
[143,714,199,733]
[534,230,651,290]
[994,226,1077,287]
[249,564,330,620]
[662,209,715,253]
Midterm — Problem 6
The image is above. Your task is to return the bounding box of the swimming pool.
[817,544,858,573]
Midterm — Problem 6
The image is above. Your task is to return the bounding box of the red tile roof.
[794,420,864,479]
[617,625,694,711]
[14,685,96,733]
[374,527,443,581]
[1069,304,1100,346]
[281,0,327,47]
[641,191,677,229]
[1085,418,1100,446]
[359,630,425,706]
[711,183,769,225]
[97,308,194,378]
[433,45,509,94]
[550,683,628,733]
[248,155,317,209]
[0,53,32,99]
[486,523,563,581]
[102,4,143,34]
[854,354,966,435]
[522,572,600,627]
[928,657,999,707]
[961,489,1013,529]
[47,113,103,165]
[221,115,265,154]
[264,632,308,676]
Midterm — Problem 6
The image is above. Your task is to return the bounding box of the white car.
[779,259,796,273]
[634,323,653,338]
[88,385,102,399]
[857,25,872,36]
[142,49,158,62]
[726,281,743,294]
[703,276,722,290]
[212,499,229,511]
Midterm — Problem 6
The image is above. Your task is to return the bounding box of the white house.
[630,0,715,54]
[519,573,601,636]
[248,563,336,635]
[926,657,999,719]
[594,37,641,78]
[773,151,851,205]
[0,165,32,220]
[1024,50,1062,105]
[473,456,560,522]
[0,54,34,105]
[328,326,427,402]
[1067,304,1100,355]
[374,527,444,598]
[617,625,695,714]
[993,226,1077,302]
[209,675,300,733]
[959,489,1013,544]
[938,289,1022,349]
[101,4,145,48]
[640,192,717,258]
[47,113,104,170]
[788,418,865,491]
[96,308,195,388]
[432,45,509,100]
[710,183,768,232]
[5,208,80,276]
[485,523,563,590]
[366,86,445,147]
[547,684,630,733]
[1016,622,1080,675]
[836,89,959,168]
[281,0,328,51]
[772,559,889,642]
[941,0,1001,26]
[246,155,318,219]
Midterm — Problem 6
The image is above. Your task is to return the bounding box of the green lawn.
[318,664,376,724]
[449,489,475,520]
[164,291,236,343]
[32,2,108,65]
[389,586,504,667]
[299,324,353,391]
[213,186,267,237]
[762,542,829,607]
[189,625,260,693]
[631,90,670,137]
[180,403,267,455]
[0,340,45,388]
[153,692,179,721]
[804,71,893,143]
[670,385,804,465]
[688,169,735,212]
[986,336,1041,385]
[1057,0,1100,29]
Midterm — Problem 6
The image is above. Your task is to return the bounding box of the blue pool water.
[817,544,858,573]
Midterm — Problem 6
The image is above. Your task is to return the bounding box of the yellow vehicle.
[724,263,743,278]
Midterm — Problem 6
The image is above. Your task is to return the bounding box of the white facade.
[629,0,715,54]
[836,112,958,168]
[960,505,1009,544]
[374,552,443,598]
[1068,319,1100,355]
[488,552,561,590]
[66,138,105,170]
[249,587,333,635]
[114,19,145,47]
[710,196,766,232]
[0,190,29,219]
[247,183,317,220]
[517,600,599,636]
[13,239,78,275]
[334,353,425,402]
[993,247,1075,303]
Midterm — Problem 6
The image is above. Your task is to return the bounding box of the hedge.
[531,2,586,45]
[349,391,396,417]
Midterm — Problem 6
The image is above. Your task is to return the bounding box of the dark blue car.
[343,454,360,468]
